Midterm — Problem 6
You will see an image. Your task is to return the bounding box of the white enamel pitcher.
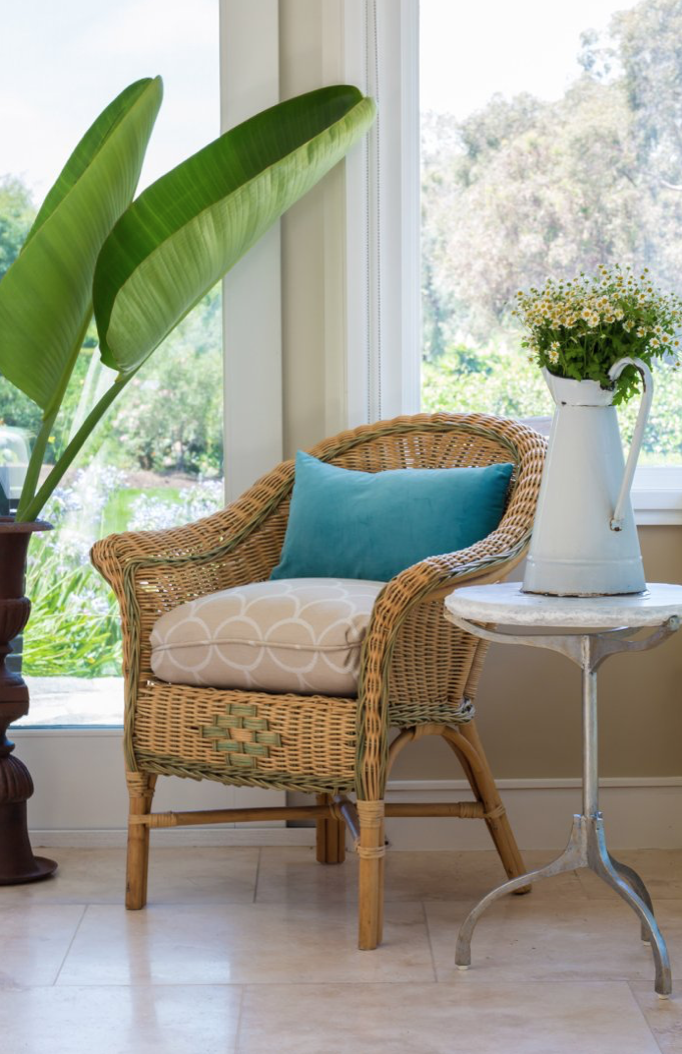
[523,357,652,596]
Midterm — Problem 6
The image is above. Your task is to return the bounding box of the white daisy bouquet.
[514,265,682,404]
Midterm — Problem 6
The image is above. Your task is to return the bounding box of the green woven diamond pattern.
[201,704,282,770]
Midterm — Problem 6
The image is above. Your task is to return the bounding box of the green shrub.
[422,342,682,464]
[22,467,223,677]
[101,290,223,477]
[23,465,125,677]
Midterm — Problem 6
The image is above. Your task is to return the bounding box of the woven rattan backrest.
[102,412,543,696]
[317,414,545,731]
[311,414,520,475]
[218,413,529,592]
[258,414,528,585]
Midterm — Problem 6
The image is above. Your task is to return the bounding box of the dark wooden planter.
[0,517,57,884]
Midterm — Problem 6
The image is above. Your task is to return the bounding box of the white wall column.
[278,0,420,453]
[220,0,283,501]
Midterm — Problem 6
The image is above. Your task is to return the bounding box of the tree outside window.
[0,0,222,721]
[421,0,682,464]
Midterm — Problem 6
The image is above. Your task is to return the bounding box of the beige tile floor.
[1,845,681,1053]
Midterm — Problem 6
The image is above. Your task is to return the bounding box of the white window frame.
[340,0,682,524]
[339,0,421,426]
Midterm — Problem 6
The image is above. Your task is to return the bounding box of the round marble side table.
[444,581,682,998]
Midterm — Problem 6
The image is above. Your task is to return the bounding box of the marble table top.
[444,581,682,629]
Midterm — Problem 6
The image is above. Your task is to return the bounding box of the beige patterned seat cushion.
[149,578,386,697]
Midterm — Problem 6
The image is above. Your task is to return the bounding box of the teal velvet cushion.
[270,451,514,582]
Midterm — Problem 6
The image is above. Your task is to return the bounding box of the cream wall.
[391,530,682,782]
[280,0,348,451]
[277,1,682,782]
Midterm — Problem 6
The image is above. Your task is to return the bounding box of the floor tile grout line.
[232,984,247,1053]
[52,903,89,986]
[9,850,681,996]
[625,980,668,1054]
[253,847,262,903]
[15,978,652,990]
[421,900,439,983]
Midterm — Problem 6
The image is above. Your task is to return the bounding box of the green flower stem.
[16,371,136,523]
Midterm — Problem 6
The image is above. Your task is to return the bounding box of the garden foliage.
[23,467,223,677]
[422,0,682,445]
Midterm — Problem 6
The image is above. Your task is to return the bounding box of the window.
[420,0,682,467]
[0,0,222,725]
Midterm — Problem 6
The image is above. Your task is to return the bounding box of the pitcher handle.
[608,357,653,532]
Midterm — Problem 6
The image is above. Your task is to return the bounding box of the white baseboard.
[384,778,682,851]
[17,728,682,851]
[29,777,682,851]
[32,828,316,849]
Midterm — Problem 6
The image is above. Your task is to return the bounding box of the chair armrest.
[90,461,295,686]
[356,533,527,798]
[363,487,541,675]
[355,430,545,801]
[91,460,295,599]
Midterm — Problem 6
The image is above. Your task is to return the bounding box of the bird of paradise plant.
[0,75,375,885]
[0,77,375,522]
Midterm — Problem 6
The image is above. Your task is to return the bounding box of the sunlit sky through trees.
[0,0,219,203]
[1,1,643,204]
[421,0,639,116]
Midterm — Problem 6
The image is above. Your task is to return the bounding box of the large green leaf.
[94,85,376,371]
[0,77,162,411]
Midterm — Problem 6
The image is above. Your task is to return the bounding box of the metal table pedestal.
[445,584,682,999]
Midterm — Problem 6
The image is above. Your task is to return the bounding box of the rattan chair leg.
[125,772,157,910]
[357,800,385,950]
[444,721,528,885]
[315,793,346,864]
[378,847,385,939]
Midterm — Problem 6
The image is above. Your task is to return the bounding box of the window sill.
[633,468,682,526]
[520,419,682,527]
[15,676,123,728]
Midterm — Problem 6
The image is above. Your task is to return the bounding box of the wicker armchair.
[91,411,545,949]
